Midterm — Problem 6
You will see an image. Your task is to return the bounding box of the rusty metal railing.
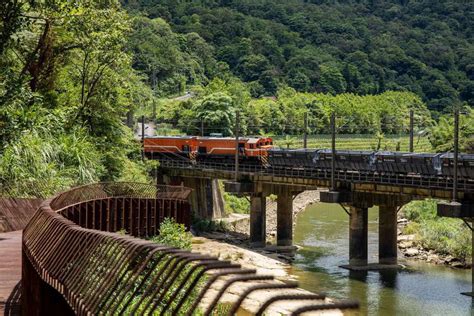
[50,182,192,237]
[22,182,359,315]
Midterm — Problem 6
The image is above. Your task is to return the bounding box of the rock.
[398,234,415,242]
[405,248,419,256]
[444,255,455,263]
[398,241,414,249]
[427,254,440,263]
[398,218,409,225]
[450,261,465,268]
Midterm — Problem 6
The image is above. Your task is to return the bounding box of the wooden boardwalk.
[0,231,22,315]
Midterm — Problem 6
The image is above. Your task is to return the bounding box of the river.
[290,203,473,316]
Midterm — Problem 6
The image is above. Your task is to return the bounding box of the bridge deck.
[0,230,22,315]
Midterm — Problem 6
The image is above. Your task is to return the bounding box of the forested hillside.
[0,0,472,196]
[124,0,473,112]
[0,1,154,196]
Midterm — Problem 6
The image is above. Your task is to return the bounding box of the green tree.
[429,107,474,153]
[192,92,235,136]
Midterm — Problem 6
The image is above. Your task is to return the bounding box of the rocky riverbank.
[397,218,470,268]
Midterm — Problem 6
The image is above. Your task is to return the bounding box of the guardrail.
[21,182,359,315]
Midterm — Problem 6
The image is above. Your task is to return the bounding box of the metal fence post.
[304,112,308,149]
[331,112,336,191]
[141,115,145,161]
[235,111,240,181]
[453,108,459,202]
[409,110,414,153]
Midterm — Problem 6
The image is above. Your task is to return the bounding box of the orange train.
[143,136,274,163]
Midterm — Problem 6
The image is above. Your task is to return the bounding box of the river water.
[290,203,473,316]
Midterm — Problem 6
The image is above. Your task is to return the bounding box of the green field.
[272,134,433,152]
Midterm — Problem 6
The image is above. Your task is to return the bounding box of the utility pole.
[141,115,145,161]
[234,111,240,181]
[409,110,414,153]
[453,108,460,202]
[152,69,157,120]
[303,112,308,149]
[331,112,336,191]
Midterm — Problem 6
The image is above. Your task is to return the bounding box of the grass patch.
[150,217,193,250]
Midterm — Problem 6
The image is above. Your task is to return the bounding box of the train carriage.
[440,153,474,178]
[267,149,318,169]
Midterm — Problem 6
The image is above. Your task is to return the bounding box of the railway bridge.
[156,157,474,277]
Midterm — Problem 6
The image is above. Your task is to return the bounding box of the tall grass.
[0,130,104,197]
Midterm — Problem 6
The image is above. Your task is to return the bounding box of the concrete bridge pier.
[379,205,398,265]
[158,175,224,219]
[277,190,293,247]
[250,193,266,247]
[349,205,368,266]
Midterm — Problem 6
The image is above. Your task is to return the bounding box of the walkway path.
[0,231,22,315]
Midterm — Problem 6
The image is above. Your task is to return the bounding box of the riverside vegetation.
[0,0,472,262]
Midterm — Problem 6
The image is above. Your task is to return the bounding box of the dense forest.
[0,0,154,196]
[0,0,472,196]
[124,0,473,113]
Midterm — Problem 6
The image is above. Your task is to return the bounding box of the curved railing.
[22,182,359,315]
[51,182,192,237]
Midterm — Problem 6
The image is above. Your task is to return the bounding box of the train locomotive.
[143,136,474,180]
[143,136,273,164]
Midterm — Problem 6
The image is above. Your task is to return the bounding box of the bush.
[402,200,437,222]
[419,219,471,261]
[223,192,250,214]
[150,218,192,250]
[401,200,472,263]
[192,218,228,233]
[403,222,420,235]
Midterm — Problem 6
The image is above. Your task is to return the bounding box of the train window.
[250,144,254,149]
[182,145,190,152]
[198,147,207,154]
